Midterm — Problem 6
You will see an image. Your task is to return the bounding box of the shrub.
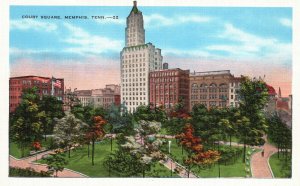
[9,167,51,177]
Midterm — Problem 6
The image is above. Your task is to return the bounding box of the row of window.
[192,88,228,93]
[191,84,228,88]
[122,91,146,96]
[125,102,146,106]
[122,63,146,68]
[122,68,146,73]
[153,84,177,89]
[151,77,177,83]
[122,96,146,101]
[151,95,178,102]
[122,83,146,87]
[191,94,227,100]
[122,87,145,92]
[152,91,176,95]
[122,53,146,59]
[122,78,146,83]
[9,96,21,99]
[150,71,179,77]
[190,101,227,107]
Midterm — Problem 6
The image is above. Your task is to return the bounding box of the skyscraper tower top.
[125,1,145,47]
[130,1,140,14]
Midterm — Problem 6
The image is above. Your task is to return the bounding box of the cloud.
[62,23,123,55]
[163,48,212,58]
[206,23,291,61]
[144,14,212,28]
[10,47,51,56]
[279,18,292,27]
[10,19,57,32]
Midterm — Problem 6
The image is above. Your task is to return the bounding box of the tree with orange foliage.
[86,116,107,166]
[176,124,220,177]
[32,141,42,161]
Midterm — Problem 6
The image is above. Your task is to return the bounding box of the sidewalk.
[160,157,198,178]
[250,139,278,178]
[9,151,87,178]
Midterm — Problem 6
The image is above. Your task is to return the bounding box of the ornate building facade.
[189,70,240,110]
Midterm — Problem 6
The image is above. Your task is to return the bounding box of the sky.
[9,5,292,96]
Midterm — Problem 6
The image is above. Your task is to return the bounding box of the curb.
[267,150,277,178]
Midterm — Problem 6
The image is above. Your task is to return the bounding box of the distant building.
[120,1,163,113]
[275,89,292,128]
[9,76,64,113]
[229,77,241,107]
[189,70,238,111]
[74,90,92,107]
[264,84,277,115]
[149,68,190,111]
[74,84,121,109]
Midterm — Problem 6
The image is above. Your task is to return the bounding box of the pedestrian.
[261,149,264,157]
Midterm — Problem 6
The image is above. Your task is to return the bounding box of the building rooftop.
[10,75,63,80]
[151,68,189,72]
[190,70,231,76]
[266,84,276,95]
[74,90,92,96]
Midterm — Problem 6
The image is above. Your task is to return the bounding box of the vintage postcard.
[1,0,299,186]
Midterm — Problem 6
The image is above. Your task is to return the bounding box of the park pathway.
[250,137,278,178]
[135,134,198,178]
[159,157,198,178]
[9,151,87,178]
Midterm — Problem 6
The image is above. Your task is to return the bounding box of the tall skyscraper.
[120,1,163,112]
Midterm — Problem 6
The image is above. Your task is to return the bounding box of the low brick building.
[149,68,190,111]
[9,76,64,113]
[74,84,121,109]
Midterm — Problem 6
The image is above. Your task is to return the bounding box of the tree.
[238,76,269,162]
[133,105,167,123]
[32,141,42,161]
[106,120,166,178]
[86,116,107,166]
[267,114,292,159]
[164,103,191,137]
[176,124,220,177]
[45,150,68,177]
[53,113,88,158]
[39,95,65,139]
[236,116,251,162]
[103,148,150,177]
[10,87,43,157]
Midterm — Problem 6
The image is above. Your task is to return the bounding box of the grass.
[269,152,291,178]
[38,139,174,177]
[161,139,253,178]
[10,137,54,159]
[9,142,31,159]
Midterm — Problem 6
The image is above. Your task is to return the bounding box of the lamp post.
[168,140,172,177]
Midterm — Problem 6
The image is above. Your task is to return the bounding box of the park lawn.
[191,152,246,178]
[161,139,253,178]
[10,137,54,159]
[38,139,175,177]
[145,163,180,178]
[269,152,291,178]
[9,142,30,159]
